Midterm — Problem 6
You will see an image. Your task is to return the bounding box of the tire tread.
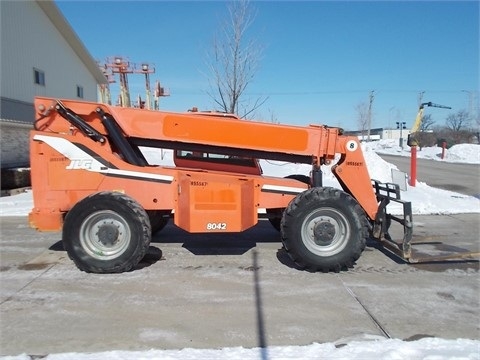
[63,191,151,273]
[280,187,367,272]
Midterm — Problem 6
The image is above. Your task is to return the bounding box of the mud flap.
[371,180,479,263]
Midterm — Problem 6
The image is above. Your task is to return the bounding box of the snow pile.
[140,147,175,165]
[363,146,399,184]
[0,190,33,216]
[446,144,480,164]
[3,337,480,360]
[367,140,480,164]
[364,138,403,154]
[361,146,479,215]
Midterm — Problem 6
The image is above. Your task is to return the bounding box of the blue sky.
[56,1,479,130]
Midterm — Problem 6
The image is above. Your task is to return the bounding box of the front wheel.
[63,191,151,273]
[281,187,367,272]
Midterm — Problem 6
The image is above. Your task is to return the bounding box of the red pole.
[441,141,447,159]
[410,145,417,187]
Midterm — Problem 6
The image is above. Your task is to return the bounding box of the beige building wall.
[0,1,106,169]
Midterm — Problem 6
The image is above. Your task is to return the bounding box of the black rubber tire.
[267,174,310,231]
[280,187,367,272]
[147,210,171,234]
[63,191,151,273]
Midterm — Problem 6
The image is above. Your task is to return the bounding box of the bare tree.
[206,0,267,118]
[446,110,471,132]
[411,114,436,149]
[355,102,369,139]
[420,114,435,132]
[264,108,279,124]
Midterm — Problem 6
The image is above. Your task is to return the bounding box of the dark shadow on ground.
[49,240,64,252]
[48,240,162,270]
[152,220,281,256]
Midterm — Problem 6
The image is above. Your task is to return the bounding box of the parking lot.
[0,214,479,356]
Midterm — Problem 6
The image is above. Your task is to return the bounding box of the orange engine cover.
[175,173,257,233]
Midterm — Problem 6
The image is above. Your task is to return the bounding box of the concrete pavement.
[0,215,479,356]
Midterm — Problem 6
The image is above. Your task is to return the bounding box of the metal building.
[0,0,106,169]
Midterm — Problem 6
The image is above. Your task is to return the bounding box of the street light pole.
[396,121,406,148]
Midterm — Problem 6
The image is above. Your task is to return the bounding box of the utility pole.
[367,90,374,141]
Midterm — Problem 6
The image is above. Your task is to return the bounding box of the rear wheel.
[147,210,171,234]
[281,187,367,272]
[63,191,151,273]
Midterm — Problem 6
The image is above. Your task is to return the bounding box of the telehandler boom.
[407,102,452,147]
[29,97,414,273]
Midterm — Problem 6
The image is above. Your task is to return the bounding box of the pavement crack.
[0,263,57,306]
[336,274,391,339]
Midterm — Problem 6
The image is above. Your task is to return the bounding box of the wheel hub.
[301,208,350,257]
[313,221,336,246]
[79,210,131,260]
[97,223,120,246]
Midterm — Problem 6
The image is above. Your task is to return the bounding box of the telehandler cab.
[28,97,471,273]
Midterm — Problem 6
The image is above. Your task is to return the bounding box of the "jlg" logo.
[66,159,93,170]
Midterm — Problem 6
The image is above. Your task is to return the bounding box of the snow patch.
[3,337,479,359]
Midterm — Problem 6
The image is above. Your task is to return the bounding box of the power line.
[244,89,464,96]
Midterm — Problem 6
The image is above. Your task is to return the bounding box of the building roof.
[36,1,107,85]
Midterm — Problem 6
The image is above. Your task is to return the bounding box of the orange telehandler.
[29,97,416,273]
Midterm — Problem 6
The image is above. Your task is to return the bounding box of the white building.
[347,128,411,143]
[0,0,106,169]
[381,129,411,140]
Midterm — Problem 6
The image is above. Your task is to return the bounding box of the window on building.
[33,68,45,86]
[76,85,84,98]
